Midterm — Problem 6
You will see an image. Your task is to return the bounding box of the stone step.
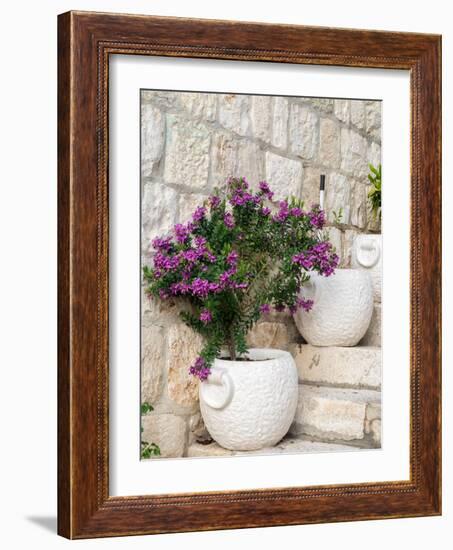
[289,344,381,390]
[187,435,360,458]
[290,384,381,445]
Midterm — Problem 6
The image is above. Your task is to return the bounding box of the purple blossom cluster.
[189,356,210,381]
[145,177,339,382]
[292,242,339,277]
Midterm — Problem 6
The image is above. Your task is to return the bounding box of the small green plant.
[332,207,344,225]
[141,402,154,414]
[367,163,381,220]
[140,403,161,459]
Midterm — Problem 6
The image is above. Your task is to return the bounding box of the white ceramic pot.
[352,234,382,302]
[199,348,298,451]
[293,269,373,347]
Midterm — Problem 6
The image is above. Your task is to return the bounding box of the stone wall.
[141,90,382,458]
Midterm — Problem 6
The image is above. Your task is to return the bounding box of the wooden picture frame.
[58,10,441,539]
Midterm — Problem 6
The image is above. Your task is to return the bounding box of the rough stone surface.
[340,128,368,179]
[141,181,178,262]
[210,131,237,188]
[163,114,211,189]
[350,180,367,228]
[350,101,366,130]
[342,228,360,267]
[178,192,208,225]
[271,96,289,149]
[289,344,381,389]
[142,413,187,458]
[141,103,165,177]
[290,385,381,441]
[187,436,357,458]
[325,173,351,224]
[265,152,303,201]
[319,118,341,168]
[179,92,217,121]
[250,95,272,142]
[289,103,319,159]
[246,322,289,349]
[141,326,165,404]
[334,99,350,123]
[366,101,382,141]
[360,303,382,347]
[218,94,249,136]
[301,166,324,207]
[327,227,342,261]
[167,324,203,407]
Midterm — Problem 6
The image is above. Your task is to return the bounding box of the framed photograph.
[58,11,441,538]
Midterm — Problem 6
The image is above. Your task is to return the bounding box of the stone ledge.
[187,436,359,458]
[289,344,381,390]
[290,384,381,443]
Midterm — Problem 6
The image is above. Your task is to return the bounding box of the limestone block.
[167,324,203,407]
[342,229,359,267]
[360,304,381,347]
[247,322,289,349]
[179,92,217,121]
[178,193,208,225]
[141,326,165,403]
[340,128,368,179]
[304,98,334,114]
[319,118,341,168]
[350,180,367,228]
[141,90,178,109]
[334,99,350,123]
[141,182,177,262]
[250,95,272,142]
[325,172,351,224]
[301,166,324,208]
[290,385,381,441]
[163,114,211,189]
[289,344,381,390]
[366,101,382,141]
[141,103,165,177]
[350,101,366,130]
[289,103,319,160]
[218,94,250,136]
[368,141,381,169]
[271,96,289,149]
[210,131,237,188]
[326,227,342,261]
[142,413,186,458]
[265,152,303,201]
[236,140,264,185]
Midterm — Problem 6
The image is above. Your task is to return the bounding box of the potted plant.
[143,177,339,451]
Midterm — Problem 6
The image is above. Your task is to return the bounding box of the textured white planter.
[352,234,382,302]
[199,348,298,451]
[293,269,373,347]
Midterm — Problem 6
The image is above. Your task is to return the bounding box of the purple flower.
[261,207,271,216]
[209,195,221,208]
[224,212,235,229]
[274,304,285,312]
[259,303,271,314]
[189,356,211,381]
[290,207,303,217]
[174,223,190,243]
[258,181,274,200]
[308,208,326,229]
[152,236,172,251]
[192,206,206,223]
[199,309,212,324]
[191,278,211,298]
[154,252,180,271]
[182,249,199,263]
[226,250,239,266]
[274,200,289,222]
[297,296,314,311]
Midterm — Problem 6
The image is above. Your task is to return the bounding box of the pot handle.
[200,367,234,410]
[355,238,381,268]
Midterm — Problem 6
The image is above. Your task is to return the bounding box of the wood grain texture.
[57,10,442,539]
